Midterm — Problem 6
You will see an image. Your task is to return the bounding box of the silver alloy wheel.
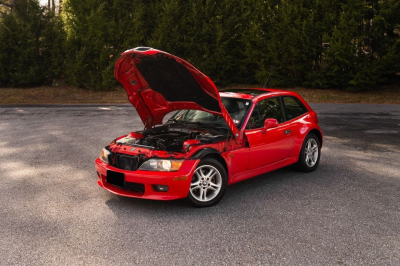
[305,138,319,167]
[190,165,222,202]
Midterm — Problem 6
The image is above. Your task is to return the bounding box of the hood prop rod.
[143,116,153,130]
[223,129,231,152]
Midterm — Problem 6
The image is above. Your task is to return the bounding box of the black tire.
[187,158,228,207]
[294,133,321,172]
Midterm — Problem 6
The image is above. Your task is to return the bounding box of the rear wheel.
[295,133,321,172]
[187,158,227,207]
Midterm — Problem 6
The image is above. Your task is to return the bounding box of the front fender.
[189,148,220,159]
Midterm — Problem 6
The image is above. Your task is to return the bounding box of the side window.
[258,97,284,123]
[246,105,261,129]
[245,97,284,129]
[282,96,308,120]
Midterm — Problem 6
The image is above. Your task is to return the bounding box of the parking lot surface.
[0,103,399,265]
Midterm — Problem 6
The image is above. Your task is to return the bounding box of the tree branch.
[0,1,13,8]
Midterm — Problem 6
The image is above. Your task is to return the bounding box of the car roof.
[219,88,310,110]
[219,88,289,100]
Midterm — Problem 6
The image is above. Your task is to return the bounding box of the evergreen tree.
[63,0,150,90]
[321,0,365,89]
[1,0,399,90]
[349,0,400,90]
[0,0,65,86]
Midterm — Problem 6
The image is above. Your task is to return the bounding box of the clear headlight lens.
[100,148,111,164]
[139,159,184,171]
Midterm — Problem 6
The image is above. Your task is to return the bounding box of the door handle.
[284,130,291,135]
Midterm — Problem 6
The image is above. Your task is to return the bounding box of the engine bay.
[116,126,227,153]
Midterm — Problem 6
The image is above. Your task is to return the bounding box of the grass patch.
[0,84,399,105]
[284,86,400,104]
[0,86,129,104]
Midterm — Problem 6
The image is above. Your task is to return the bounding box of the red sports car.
[95,47,323,207]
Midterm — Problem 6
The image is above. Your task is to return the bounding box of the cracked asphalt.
[0,103,399,265]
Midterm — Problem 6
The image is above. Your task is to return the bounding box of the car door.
[245,97,294,170]
[281,96,310,155]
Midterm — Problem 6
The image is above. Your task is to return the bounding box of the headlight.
[139,159,184,172]
[100,148,111,163]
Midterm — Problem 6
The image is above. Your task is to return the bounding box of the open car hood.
[114,47,239,137]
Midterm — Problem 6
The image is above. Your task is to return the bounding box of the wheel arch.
[190,148,228,176]
[309,128,323,147]
[294,128,322,172]
[291,127,323,157]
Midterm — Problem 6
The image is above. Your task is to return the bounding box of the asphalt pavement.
[0,103,399,265]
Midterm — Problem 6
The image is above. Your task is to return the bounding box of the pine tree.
[321,0,365,89]
[63,0,150,90]
[0,0,65,86]
[1,0,399,90]
[349,0,400,90]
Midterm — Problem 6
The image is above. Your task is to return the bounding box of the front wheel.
[295,133,321,172]
[187,158,227,207]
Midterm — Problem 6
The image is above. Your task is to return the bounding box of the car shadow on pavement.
[103,142,400,228]
[103,165,321,217]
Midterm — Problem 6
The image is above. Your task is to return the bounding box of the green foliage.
[63,0,151,90]
[1,0,399,91]
[253,0,400,90]
[148,0,256,86]
[0,0,65,87]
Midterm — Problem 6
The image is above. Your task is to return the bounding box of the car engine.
[116,127,226,153]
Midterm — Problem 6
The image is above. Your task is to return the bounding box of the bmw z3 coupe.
[95,47,323,207]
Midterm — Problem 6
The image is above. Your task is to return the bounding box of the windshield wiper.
[166,118,187,126]
[186,121,227,134]
[167,118,227,134]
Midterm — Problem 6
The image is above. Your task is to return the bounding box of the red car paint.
[95,47,323,201]
[114,47,240,137]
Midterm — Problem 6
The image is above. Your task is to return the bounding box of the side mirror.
[261,118,278,133]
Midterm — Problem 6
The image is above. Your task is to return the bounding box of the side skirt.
[228,156,299,185]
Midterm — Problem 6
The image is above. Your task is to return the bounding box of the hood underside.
[114,47,239,137]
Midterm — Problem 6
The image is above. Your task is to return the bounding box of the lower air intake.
[124,182,145,193]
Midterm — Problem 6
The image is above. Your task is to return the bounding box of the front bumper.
[95,158,200,200]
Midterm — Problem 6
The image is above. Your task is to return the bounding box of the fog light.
[153,185,169,192]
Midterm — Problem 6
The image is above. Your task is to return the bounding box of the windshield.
[169,97,252,130]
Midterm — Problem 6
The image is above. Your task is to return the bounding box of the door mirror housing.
[261,118,278,133]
